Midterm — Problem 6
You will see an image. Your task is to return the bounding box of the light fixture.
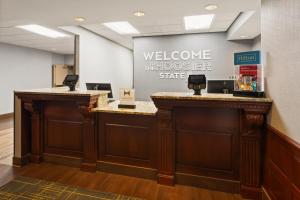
[51,48,56,51]
[16,24,69,38]
[240,35,249,39]
[205,4,218,11]
[184,14,215,31]
[74,17,86,22]
[134,11,145,17]
[103,21,140,34]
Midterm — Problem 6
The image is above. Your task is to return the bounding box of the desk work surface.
[93,100,157,115]
[14,87,109,97]
[151,92,272,103]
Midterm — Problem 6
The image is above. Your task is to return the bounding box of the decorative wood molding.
[23,101,43,163]
[262,187,272,200]
[156,109,175,185]
[240,111,265,199]
[78,101,98,172]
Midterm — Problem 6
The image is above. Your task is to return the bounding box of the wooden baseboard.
[263,125,300,200]
[0,113,13,119]
[13,154,30,167]
[0,112,13,131]
[43,153,82,168]
[176,172,240,194]
[97,161,157,180]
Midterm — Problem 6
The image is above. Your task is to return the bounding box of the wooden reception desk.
[14,89,272,200]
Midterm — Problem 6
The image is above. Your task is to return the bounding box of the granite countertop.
[14,87,110,97]
[92,100,157,115]
[151,92,272,103]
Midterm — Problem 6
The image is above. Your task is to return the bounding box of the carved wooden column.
[23,101,42,163]
[240,109,265,200]
[156,108,175,185]
[78,100,97,172]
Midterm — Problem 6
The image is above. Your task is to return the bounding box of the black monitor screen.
[63,75,79,85]
[207,80,234,94]
[86,83,113,98]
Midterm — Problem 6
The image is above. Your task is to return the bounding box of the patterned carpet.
[0,176,142,200]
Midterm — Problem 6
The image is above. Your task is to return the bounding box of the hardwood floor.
[0,128,244,200]
[0,113,13,131]
[0,128,13,166]
[0,163,244,200]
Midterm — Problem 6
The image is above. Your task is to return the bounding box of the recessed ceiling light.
[103,21,140,35]
[74,17,86,22]
[240,35,249,39]
[134,11,145,17]
[184,14,215,31]
[205,4,218,11]
[16,24,69,38]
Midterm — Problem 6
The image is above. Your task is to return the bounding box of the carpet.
[0,176,142,200]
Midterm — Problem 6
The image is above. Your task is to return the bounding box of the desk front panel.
[174,107,240,180]
[43,101,84,158]
[98,113,157,169]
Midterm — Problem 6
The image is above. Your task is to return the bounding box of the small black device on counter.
[188,74,206,95]
[86,83,113,98]
[63,75,79,91]
[118,104,136,109]
[233,91,265,98]
[207,80,234,94]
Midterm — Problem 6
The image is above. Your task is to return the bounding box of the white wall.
[52,53,65,64]
[61,26,133,99]
[64,54,74,65]
[262,0,300,143]
[0,42,65,114]
[133,33,253,100]
[252,35,261,50]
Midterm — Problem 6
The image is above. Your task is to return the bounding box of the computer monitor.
[86,83,113,98]
[63,75,79,91]
[207,80,234,94]
[188,74,206,95]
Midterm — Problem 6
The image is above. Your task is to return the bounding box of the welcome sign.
[143,50,213,79]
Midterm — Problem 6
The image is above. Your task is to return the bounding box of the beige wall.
[262,0,300,143]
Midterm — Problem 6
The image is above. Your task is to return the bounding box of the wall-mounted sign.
[143,50,213,79]
[234,51,261,65]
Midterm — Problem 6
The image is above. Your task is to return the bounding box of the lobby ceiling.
[0,0,260,53]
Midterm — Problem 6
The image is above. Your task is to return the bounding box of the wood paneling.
[152,97,272,200]
[176,130,235,174]
[175,107,239,180]
[105,124,150,160]
[263,126,300,200]
[14,90,272,199]
[14,92,100,171]
[98,113,157,169]
[45,120,83,156]
[43,101,84,157]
